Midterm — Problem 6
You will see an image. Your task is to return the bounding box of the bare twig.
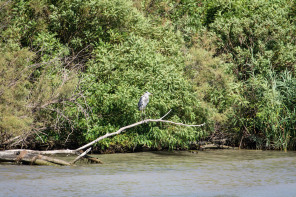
[160,109,172,120]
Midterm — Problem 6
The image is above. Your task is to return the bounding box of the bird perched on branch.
[138,91,152,120]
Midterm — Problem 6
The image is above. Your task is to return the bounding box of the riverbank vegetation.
[1,0,295,152]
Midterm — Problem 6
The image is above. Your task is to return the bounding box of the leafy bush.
[203,0,296,149]
[1,0,296,151]
[81,28,206,150]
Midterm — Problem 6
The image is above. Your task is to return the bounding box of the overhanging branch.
[0,110,205,165]
[76,110,205,151]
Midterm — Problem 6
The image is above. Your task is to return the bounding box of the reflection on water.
[1,150,296,196]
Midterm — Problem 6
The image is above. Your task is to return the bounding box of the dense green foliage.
[1,0,295,151]
[201,0,296,150]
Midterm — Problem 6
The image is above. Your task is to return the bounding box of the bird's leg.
[142,110,145,122]
[144,109,148,123]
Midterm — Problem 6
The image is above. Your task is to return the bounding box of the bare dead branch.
[2,135,23,145]
[76,110,205,151]
[38,155,71,166]
[1,109,205,165]
[71,148,91,164]
[1,149,77,155]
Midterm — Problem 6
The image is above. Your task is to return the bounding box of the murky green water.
[1,150,296,196]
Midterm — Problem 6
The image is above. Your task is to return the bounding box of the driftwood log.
[0,110,205,165]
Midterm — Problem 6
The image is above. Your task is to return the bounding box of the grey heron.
[138,91,152,120]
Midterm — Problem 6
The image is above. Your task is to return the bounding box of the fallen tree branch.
[76,110,205,151]
[38,155,71,166]
[83,155,103,164]
[71,148,91,164]
[0,150,71,165]
[0,110,205,165]
[1,149,77,155]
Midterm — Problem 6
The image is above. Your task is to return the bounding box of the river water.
[1,150,296,197]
